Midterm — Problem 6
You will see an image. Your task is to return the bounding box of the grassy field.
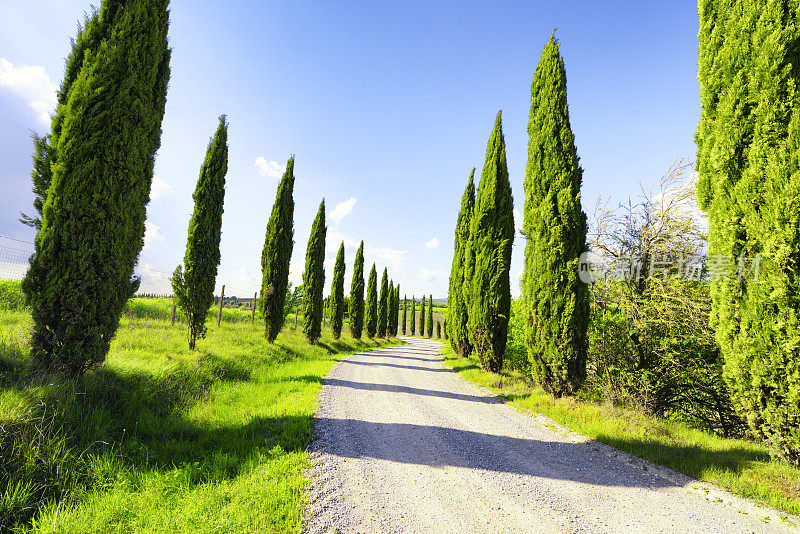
[0,283,400,532]
[440,344,800,517]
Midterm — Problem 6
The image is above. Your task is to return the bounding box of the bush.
[0,280,26,311]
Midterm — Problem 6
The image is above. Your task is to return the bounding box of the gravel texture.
[304,337,799,533]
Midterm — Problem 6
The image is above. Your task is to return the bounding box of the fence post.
[170,294,176,326]
[217,285,225,327]
[251,291,258,326]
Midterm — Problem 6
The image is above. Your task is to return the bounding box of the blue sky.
[0,1,699,299]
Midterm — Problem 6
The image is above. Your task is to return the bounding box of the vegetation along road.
[305,337,798,534]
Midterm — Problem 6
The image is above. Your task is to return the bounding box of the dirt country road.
[304,337,798,533]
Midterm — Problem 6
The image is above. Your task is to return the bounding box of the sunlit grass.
[1,291,399,532]
[440,343,800,516]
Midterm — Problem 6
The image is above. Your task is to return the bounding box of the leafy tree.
[365,264,378,338]
[377,268,389,337]
[349,241,365,338]
[410,297,416,335]
[402,295,408,335]
[302,200,326,343]
[22,0,171,374]
[696,0,800,464]
[468,111,514,372]
[420,295,426,337]
[427,294,434,338]
[172,116,229,350]
[523,35,589,396]
[447,170,476,355]
[260,157,295,342]
[330,241,346,339]
[284,282,304,327]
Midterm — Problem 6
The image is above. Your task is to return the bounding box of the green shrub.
[0,280,26,311]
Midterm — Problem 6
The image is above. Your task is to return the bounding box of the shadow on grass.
[0,355,308,531]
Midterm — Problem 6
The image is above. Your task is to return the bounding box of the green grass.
[440,344,800,517]
[1,289,399,532]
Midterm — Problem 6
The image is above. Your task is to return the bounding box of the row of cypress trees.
[398,294,440,337]
[447,34,587,389]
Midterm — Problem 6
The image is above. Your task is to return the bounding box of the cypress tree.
[444,319,447,339]
[260,157,295,342]
[420,295,426,337]
[389,280,400,337]
[410,297,416,335]
[469,111,514,373]
[303,200,326,343]
[427,294,434,338]
[447,170,476,355]
[349,241,365,339]
[378,268,389,337]
[22,0,171,374]
[436,321,442,338]
[523,35,589,396]
[365,264,378,338]
[172,116,229,350]
[696,0,800,464]
[402,295,408,335]
[330,241,346,340]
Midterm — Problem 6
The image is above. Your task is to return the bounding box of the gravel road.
[304,337,798,533]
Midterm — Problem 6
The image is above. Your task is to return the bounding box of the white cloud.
[254,156,285,179]
[328,229,360,251]
[417,268,445,281]
[369,246,408,272]
[0,58,57,126]
[424,237,439,250]
[330,196,357,225]
[150,175,173,200]
[238,266,255,286]
[143,221,165,248]
[513,208,523,236]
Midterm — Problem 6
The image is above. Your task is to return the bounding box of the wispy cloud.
[417,268,445,281]
[143,221,165,248]
[369,246,408,272]
[513,207,523,236]
[238,266,255,287]
[330,197,357,225]
[254,156,285,179]
[150,175,173,200]
[424,237,439,250]
[0,58,57,126]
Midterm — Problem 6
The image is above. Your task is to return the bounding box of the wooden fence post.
[251,291,258,326]
[217,285,225,327]
[170,294,176,326]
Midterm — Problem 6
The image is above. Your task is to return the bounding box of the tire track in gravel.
[304,337,799,533]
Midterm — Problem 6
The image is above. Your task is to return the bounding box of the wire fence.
[0,236,258,303]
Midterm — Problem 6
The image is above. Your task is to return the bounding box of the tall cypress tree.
[523,35,589,396]
[427,294,434,338]
[410,297,416,335]
[260,157,295,342]
[377,268,389,337]
[469,111,514,373]
[365,264,378,338]
[696,0,800,464]
[420,295,426,337]
[22,0,171,374]
[303,200,326,343]
[172,116,229,350]
[447,170,476,355]
[349,241,365,339]
[402,295,408,335]
[330,241,346,340]
[391,283,400,336]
